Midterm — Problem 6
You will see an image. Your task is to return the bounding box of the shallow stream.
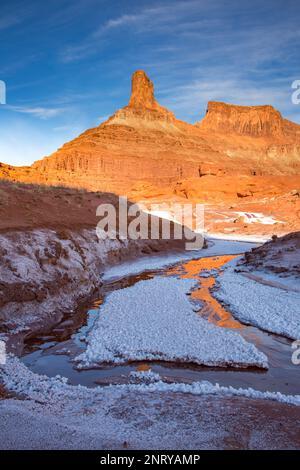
[22,240,299,394]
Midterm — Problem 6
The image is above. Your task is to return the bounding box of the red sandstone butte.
[1,70,300,236]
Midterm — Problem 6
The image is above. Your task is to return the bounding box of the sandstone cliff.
[1,70,300,196]
[198,101,284,137]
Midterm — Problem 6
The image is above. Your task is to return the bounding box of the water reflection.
[167,255,242,328]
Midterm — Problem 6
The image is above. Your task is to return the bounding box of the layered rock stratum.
[1,69,300,236]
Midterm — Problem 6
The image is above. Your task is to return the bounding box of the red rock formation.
[128,70,165,111]
[106,70,178,132]
[198,101,284,137]
[1,70,300,199]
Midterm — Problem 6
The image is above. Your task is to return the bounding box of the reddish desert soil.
[0,181,120,232]
[131,177,300,238]
[0,179,188,246]
[0,384,8,400]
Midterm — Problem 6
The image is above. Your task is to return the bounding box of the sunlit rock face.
[106,69,178,131]
[128,69,163,110]
[1,69,300,198]
[198,101,285,137]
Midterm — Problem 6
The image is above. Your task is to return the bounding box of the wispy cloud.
[0,15,20,31]
[59,0,205,62]
[53,125,73,131]
[101,14,139,31]
[6,105,67,119]
[60,42,102,63]
[164,78,290,119]
[0,13,25,31]
[97,114,109,122]
[0,1,36,32]
[92,0,212,36]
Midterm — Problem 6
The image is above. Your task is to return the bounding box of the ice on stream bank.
[214,262,300,339]
[103,238,258,281]
[75,276,268,369]
[1,355,299,407]
[206,233,270,244]
[1,356,300,450]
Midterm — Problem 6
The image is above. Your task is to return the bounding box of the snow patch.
[75,276,268,369]
[129,369,161,384]
[214,262,300,339]
[118,380,300,407]
[235,212,283,225]
[103,238,257,281]
[0,356,299,407]
[207,233,269,243]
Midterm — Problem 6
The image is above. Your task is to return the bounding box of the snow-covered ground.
[2,235,300,449]
[234,211,283,225]
[0,356,300,450]
[214,260,300,339]
[75,276,267,369]
[206,233,270,243]
[1,356,299,407]
[1,233,300,449]
[240,270,300,293]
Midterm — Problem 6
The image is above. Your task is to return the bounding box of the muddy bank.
[0,228,186,355]
[0,356,299,450]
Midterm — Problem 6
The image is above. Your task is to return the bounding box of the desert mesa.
[1,70,300,237]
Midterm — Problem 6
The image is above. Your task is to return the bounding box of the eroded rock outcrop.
[106,70,178,132]
[128,69,167,112]
[198,101,284,137]
[1,70,300,197]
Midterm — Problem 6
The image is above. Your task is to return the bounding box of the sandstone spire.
[105,69,177,129]
[128,70,157,109]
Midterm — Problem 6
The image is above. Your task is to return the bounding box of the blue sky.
[0,0,300,166]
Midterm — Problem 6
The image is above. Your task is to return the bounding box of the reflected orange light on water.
[167,255,243,329]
